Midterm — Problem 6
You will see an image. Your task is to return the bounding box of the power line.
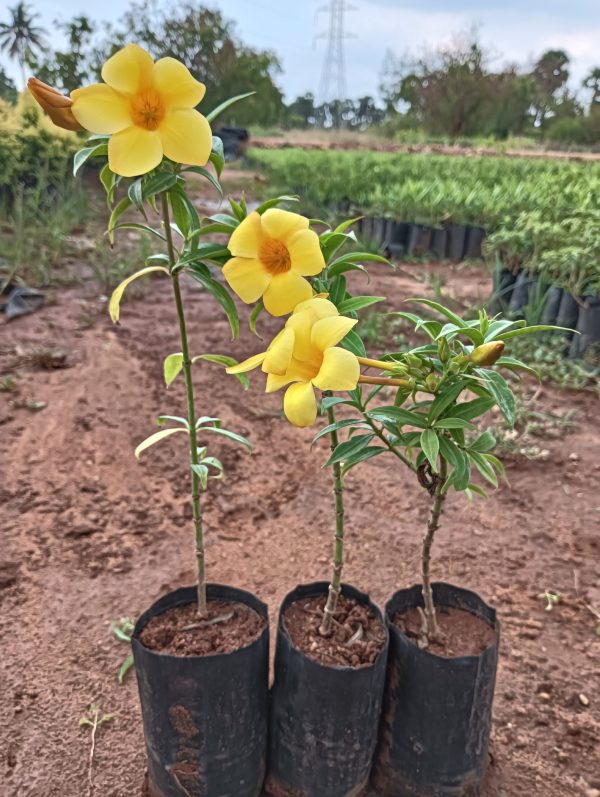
[315,0,356,105]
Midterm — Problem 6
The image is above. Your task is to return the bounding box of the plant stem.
[161,194,206,617]
[364,416,418,473]
[421,458,448,641]
[359,375,411,387]
[319,393,346,637]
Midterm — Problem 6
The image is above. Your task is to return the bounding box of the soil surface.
[139,599,266,656]
[395,605,498,658]
[1,174,599,796]
[283,594,386,667]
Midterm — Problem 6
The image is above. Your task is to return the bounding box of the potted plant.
[223,222,395,796]
[29,44,275,797]
[320,299,566,796]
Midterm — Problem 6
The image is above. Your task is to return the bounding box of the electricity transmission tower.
[316,0,356,106]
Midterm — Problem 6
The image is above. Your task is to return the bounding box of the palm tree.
[0,2,46,86]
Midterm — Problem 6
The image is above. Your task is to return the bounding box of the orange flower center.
[130,88,165,131]
[259,239,291,275]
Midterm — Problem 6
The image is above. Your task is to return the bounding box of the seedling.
[538,590,561,612]
[79,704,113,797]
[110,617,135,684]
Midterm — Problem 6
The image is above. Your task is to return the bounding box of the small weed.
[23,347,69,370]
[510,336,600,392]
[357,309,408,348]
[110,616,135,684]
[0,375,17,392]
[538,589,561,611]
[80,704,113,797]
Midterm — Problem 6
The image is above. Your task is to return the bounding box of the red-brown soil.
[1,207,599,795]
[395,605,497,658]
[139,598,265,656]
[283,594,386,667]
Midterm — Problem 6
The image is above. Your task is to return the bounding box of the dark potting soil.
[394,604,496,658]
[283,594,386,668]
[139,599,266,656]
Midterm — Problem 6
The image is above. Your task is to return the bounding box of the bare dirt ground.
[1,185,599,796]
[251,129,600,162]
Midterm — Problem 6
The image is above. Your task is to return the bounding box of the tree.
[583,67,600,113]
[28,15,97,94]
[286,93,317,128]
[104,1,285,127]
[0,66,17,103]
[531,49,570,128]
[0,1,45,85]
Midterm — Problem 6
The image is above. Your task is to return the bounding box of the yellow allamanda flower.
[51,44,210,177]
[223,209,325,317]
[227,297,359,427]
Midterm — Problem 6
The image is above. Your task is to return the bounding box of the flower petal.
[159,109,212,167]
[266,359,316,392]
[287,229,325,276]
[263,327,295,375]
[222,257,270,304]
[284,381,318,427]
[311,316,357,351]
[101,44,154,95]
[260,208,308,242]
[153,57,206,108]
[228,212,263,258]
[108,126,163,177]
[312,347,360,391]
[71,84,131,134]
[265,372,296,393]
[292,297,338,319]
[226,352,266,374]
[285,310,319,363]
[263,271,313,317]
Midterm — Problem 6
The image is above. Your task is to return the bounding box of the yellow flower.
[223,209,325,317]
[67,44,211,177]
[27,78,84,132]
[227,298,359,427]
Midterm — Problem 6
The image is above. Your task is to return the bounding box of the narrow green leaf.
[193,353,249,389]
[128,179,146,216]
[206,91,255,123]
[337,296,385,314]
[202,426,252,450]
[184,166,223,196]
[111,222,166,242]
[469,430,497,453]
[312,419,366,445]
[118,655,134,684]
[367,406,428,428]
[470,451,498,488]
[191,463,209,489]
[163,353,184,387]
[428,381,467,423]
[476,369,516,426]
[324,434,374,466]
[134,427,188,459]
[434,417,475,430]
[406,298,466,328]
[340,328,366,357]
[420,428,440,472]
[500,324,574,340]
[109,266,169,323]
[450,396,496,421]
[209,136,225,177]
[340,446,386,475]
[187,265,239,339]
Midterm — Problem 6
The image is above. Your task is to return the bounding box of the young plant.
[325,300,568,645]
[224,218,394,636]
[79,704,113,797]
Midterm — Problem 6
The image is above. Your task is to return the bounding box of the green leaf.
[142,172,178,200]
[333,217,362,234]
[428,381,467,423]
[420,428,440,472]
[434,417,475,430]
[312,418,367,445]
[484,453,509,485]
[341,446,386,475]
[73,142,107,176]
[187,264,239,339]
[163,353,184,387]
[495,356,540,380]
[192,354,249,389]
[470,450,498,488]
[110,222,167,242]
[128,179,145,216]
[406,298,466,328]
[191,463,209,489]
[134,427,188,459]
[324,434,374,466]
[184,166,223,196]
[367,406,428,428]
[469,430,497,453]
[337,296,385,314]
[476,369,516,426]
[109,266,169,323]
[321,396,352,411]
[209,136,225,177]
[450,396,496,421]
[107,196,133,243]
[118,655,134,684]
[500,324,573,340]
[202,426,252,450]
[206,92,255,122]
[249,300,264,339]
[340,328,366,357]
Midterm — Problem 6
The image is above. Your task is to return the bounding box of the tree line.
[1,2,599,143]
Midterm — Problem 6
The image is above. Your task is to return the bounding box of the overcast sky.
[3,0,600,101]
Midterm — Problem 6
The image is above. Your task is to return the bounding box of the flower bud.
[425,373,439,391]
[468,341,505,366]
[438,337,451,363]
[27,77,84,132]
